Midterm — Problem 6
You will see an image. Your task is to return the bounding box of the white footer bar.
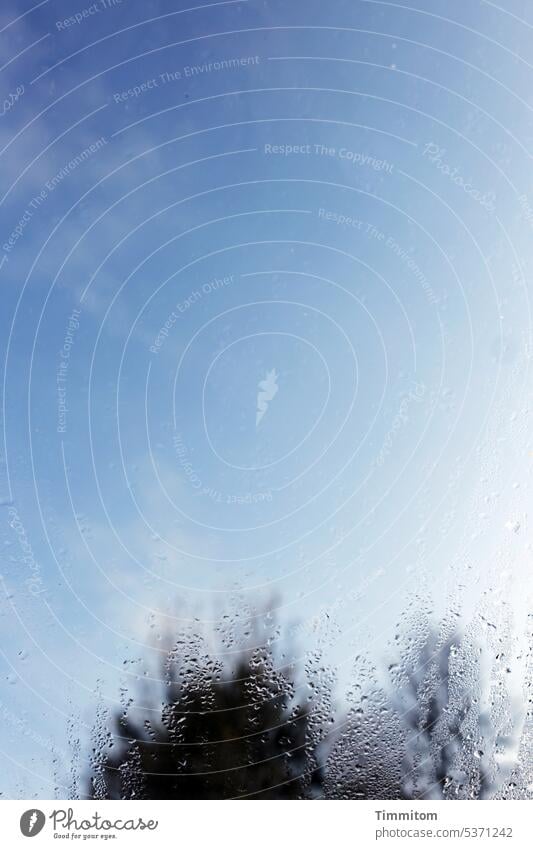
[1,799,531,848]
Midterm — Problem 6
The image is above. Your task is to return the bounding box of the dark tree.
[86,629,331,800]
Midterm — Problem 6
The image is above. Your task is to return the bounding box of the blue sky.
[0,0,532,798]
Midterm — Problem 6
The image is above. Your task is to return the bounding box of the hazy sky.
[0,0,531,798]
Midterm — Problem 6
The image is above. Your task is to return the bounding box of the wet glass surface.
[0,0,531,800]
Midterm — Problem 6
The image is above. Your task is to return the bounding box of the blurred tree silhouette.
[84,610,527,799]
[323,617,527,800]
[86,624,331,800]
